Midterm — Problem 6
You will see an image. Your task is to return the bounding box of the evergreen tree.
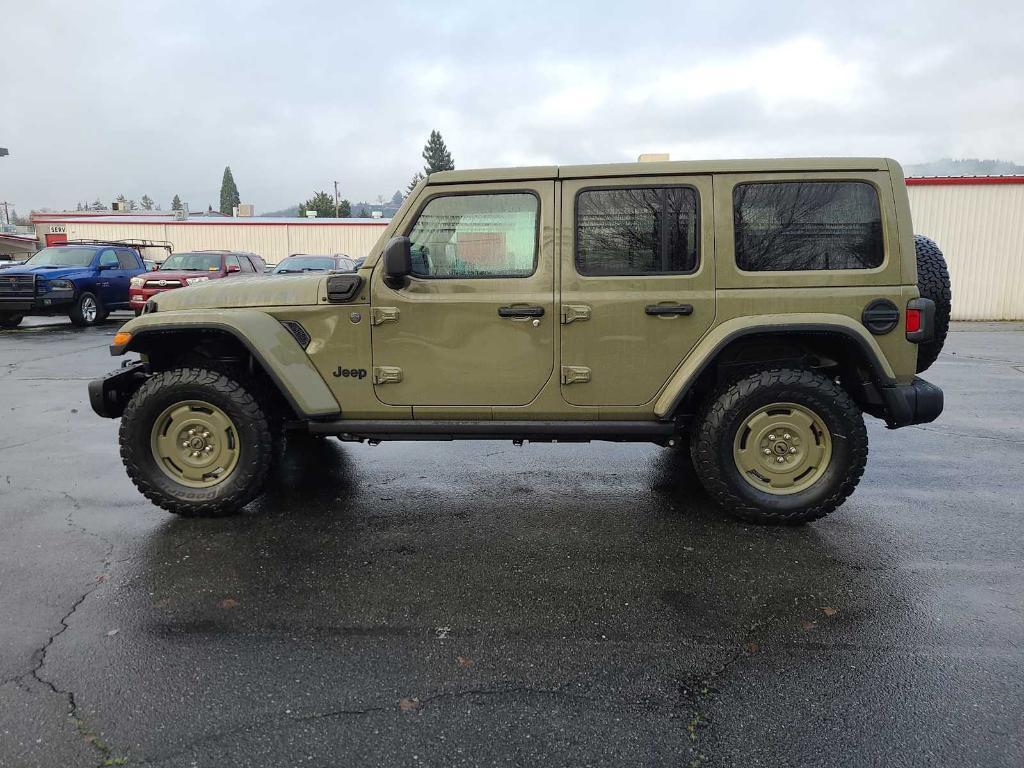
[391,190,404,205]
[407,171,425,194]
[421,130,454,174]
[171,194,183,211]
[298,191,340,218]
[141,194,154,210]
[219,166,240,215]
[91,198,104,211]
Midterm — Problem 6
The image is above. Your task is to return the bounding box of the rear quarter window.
[733,181,883,271]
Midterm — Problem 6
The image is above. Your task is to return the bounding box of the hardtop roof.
[428,157,893,184]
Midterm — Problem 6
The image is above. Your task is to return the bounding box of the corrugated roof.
[31,215,391,226]
[905,176,1024,186]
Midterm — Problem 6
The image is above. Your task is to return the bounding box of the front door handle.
[645,304,693,317]
[498,306,545,318]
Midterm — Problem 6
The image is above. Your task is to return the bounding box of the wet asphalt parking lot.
[0,317,1022,768]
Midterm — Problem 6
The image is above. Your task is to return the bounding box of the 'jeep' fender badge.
[350,312,362,323]
[333,367,368,379]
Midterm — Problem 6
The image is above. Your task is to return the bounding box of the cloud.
[3,0,1024,213]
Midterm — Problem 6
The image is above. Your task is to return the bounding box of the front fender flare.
[112,310,341,419]
[654,314,898,419]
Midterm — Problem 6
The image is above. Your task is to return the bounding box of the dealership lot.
[1,318,1022,767]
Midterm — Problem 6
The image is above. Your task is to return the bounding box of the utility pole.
[1,201,9,226]
[333,180,340,218]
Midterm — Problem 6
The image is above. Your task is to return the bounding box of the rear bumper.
[880,377,943,429]
[88,361,150,418]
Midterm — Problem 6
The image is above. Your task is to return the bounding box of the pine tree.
[141,195,154,210]
[407,171,425,194]
[298,191,337,218]
[171,194,183,211]
[421,130,454,174]
[219,166,240,215]
[391,190,404,205]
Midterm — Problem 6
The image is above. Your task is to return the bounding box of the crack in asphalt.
[136,683,682,765]
[0,341,111,379]
[676,611,785,766]
[11,492,123,768]
[908,425,1024,445]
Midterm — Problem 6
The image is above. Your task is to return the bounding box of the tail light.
[905,308,922,334]
[906,298,935,343]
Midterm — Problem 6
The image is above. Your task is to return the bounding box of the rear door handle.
[498,306,545,318]
[645,304,693,316]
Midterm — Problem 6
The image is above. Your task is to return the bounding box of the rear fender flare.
[654,314,897,418]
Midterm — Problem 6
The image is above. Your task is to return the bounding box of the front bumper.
[0,295,75,313]
[88,361,150,418]
[880,377,943,429]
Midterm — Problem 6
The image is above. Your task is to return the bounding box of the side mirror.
[226,264,241,273]
[382,236,412,288]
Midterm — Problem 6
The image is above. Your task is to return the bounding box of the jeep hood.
[149,274,323,311]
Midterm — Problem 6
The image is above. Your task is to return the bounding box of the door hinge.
[372,366,403,385]
[560,365,591,385]
[560,304,591,324]
[370,307,400,326]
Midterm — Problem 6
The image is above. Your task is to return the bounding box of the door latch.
[560,365,591,384]
[560,304,591,325]
[372,366,403,384]
[370,307,400,326]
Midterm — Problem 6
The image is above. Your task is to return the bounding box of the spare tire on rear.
[913,235,951,373]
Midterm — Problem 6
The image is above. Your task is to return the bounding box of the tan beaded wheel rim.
[732,402,833,496]
[149,400,240,489]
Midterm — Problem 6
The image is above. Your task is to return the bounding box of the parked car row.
[0,239,358,328]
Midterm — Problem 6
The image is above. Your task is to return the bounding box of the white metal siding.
[908,184,1024,320]
[37,221,389,264]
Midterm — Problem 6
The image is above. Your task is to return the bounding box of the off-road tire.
[119,367,274,516]
[691,368,868,525]
[69,291,103,327]
[0,313,23,329]
[914,234,951,372]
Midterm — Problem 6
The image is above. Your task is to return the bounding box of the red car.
[129,250,265,314]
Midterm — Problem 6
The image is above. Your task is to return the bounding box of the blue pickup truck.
[0,239,169,328]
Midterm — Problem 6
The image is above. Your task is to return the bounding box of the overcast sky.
[4,0,1023,213]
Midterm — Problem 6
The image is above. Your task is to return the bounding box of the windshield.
[25,247,96,268]
[159,253,223,272]
[273,256,338,273]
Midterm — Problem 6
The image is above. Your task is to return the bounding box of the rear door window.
[97,249,119,268]
[575,186,699,275]
[116,249,140,269]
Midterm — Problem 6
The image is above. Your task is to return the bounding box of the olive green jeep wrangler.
[90,158,949,525]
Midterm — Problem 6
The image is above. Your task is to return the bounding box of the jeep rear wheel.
[691,368,868,525]
[0,313,23,329]
[69,291,102,327]
[119,368,275,516]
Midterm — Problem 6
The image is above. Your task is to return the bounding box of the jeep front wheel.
[691,369,868,525]
[119,368,275,516]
